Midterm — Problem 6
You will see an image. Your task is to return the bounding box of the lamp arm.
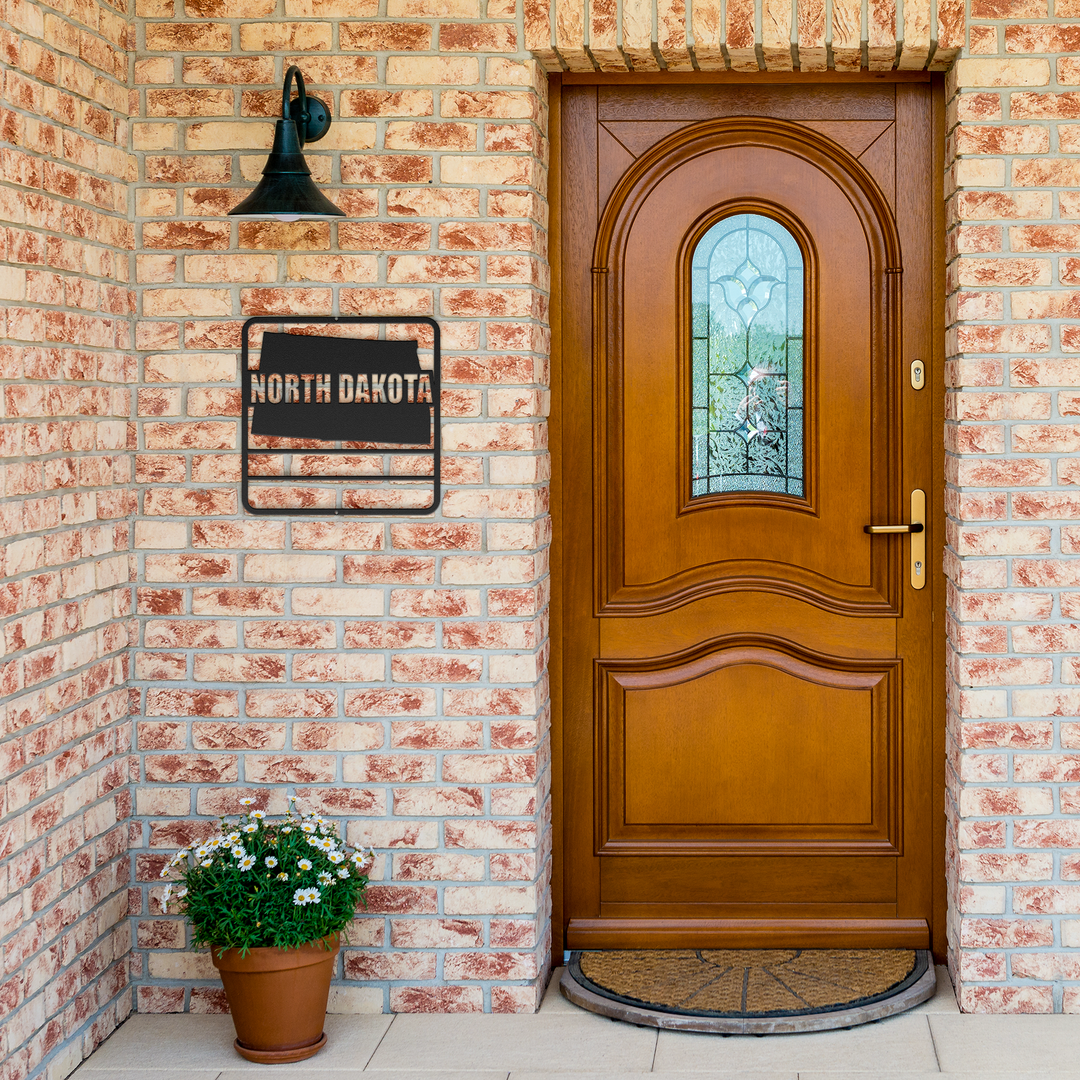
[282,65,308,147]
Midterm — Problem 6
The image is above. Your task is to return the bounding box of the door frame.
[548,71,948,966]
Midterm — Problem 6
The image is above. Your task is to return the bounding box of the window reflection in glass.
[691,213,805,498]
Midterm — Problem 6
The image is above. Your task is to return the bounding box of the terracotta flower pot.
[211,935,339,1064]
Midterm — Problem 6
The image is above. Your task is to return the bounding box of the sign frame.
[240,315,442,516]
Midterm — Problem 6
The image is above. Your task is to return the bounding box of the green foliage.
[160,798,374,954]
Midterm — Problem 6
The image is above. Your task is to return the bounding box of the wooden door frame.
[547,71,948,967]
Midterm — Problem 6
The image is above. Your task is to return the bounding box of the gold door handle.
[863,490,926,590]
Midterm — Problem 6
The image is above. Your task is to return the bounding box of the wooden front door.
[557,79,944,953]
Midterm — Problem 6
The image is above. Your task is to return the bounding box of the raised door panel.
[600,855,898,908]
[597,642,900,855]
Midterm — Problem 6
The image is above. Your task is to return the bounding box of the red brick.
[144,755,237,783]
[340,90,433,117]
[192,721,285,750]
[391,655,482,683]
[390,918,483,946]
[364,886,438,915]
[344,951,436,980]
[345,689,436,717]
[293,721,383,750]
[343,556,435,585]
[390,986,482,1012]
[244,621,336,649]
[294,787,384,815]
[1015,755,1080,781]
[245,755,336,783]
[390,590,481,617]
[246,690,335,718]
[145,689,239,718]
[341,156,433,185]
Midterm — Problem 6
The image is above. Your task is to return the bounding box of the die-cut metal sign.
[241,315,441,516]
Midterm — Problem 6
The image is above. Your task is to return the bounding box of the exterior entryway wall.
[2,0,1080,1073]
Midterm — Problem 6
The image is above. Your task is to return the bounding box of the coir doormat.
[562,949,935,1034]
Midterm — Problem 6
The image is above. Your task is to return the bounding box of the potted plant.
[160,796,375,1063]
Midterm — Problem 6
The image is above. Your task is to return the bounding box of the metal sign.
[241,315,441,516]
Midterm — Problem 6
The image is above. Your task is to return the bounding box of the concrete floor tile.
[225,1073,507,1079]
[72,1017,233,1071]
[73,1072,221,1079]
[793,1074,944,1080]
[929,1014,1080,1073]
[799,1075,1071,1080]
[511,1073,797,1080]
[74,1014,393,1072]
[654,1015,939,1073]
[905,967,959,1015]
[366,1013,657,1072]
[347,1074,509,1079]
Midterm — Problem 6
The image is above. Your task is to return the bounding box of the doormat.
[561,949,936,1034]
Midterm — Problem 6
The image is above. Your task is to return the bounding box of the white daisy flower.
[175,887,187,899]
[194,846,209,860]
[250,810,266,820]
[292,887,321,906]
[281,827,293,834]
[239,855,256,871]
[240,797,255,806]
[315,838,335,852]
[297,858,312,871]
[242,822,258,834]
[301,822,317,834]
[276,872,289,881]
[327,851,345,864]
[201,859,213,868]
[161,884,173,911]
[231,845,246,859]
[264,856,278,868]
[317,871,333,886]
[336,867,350,879]
[226,832,241,844]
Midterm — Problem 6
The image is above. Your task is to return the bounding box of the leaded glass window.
[691,213,805,498]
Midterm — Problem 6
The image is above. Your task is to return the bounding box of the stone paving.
[71,966,1080,1078]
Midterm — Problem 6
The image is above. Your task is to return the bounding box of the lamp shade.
[229,66,345,221]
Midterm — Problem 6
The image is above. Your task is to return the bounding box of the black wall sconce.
[229,65,345,221]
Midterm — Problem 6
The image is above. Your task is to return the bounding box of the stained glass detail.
[691,213,805,498]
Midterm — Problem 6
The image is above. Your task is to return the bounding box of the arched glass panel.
[691,213,805,498]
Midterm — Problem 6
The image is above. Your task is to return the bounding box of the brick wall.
[127,2,553,1017]
[14,0,1080,1068]
[0,0,137,1073]
[944,12,1080,1014]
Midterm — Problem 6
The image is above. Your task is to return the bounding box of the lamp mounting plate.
[288,95,331,144]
